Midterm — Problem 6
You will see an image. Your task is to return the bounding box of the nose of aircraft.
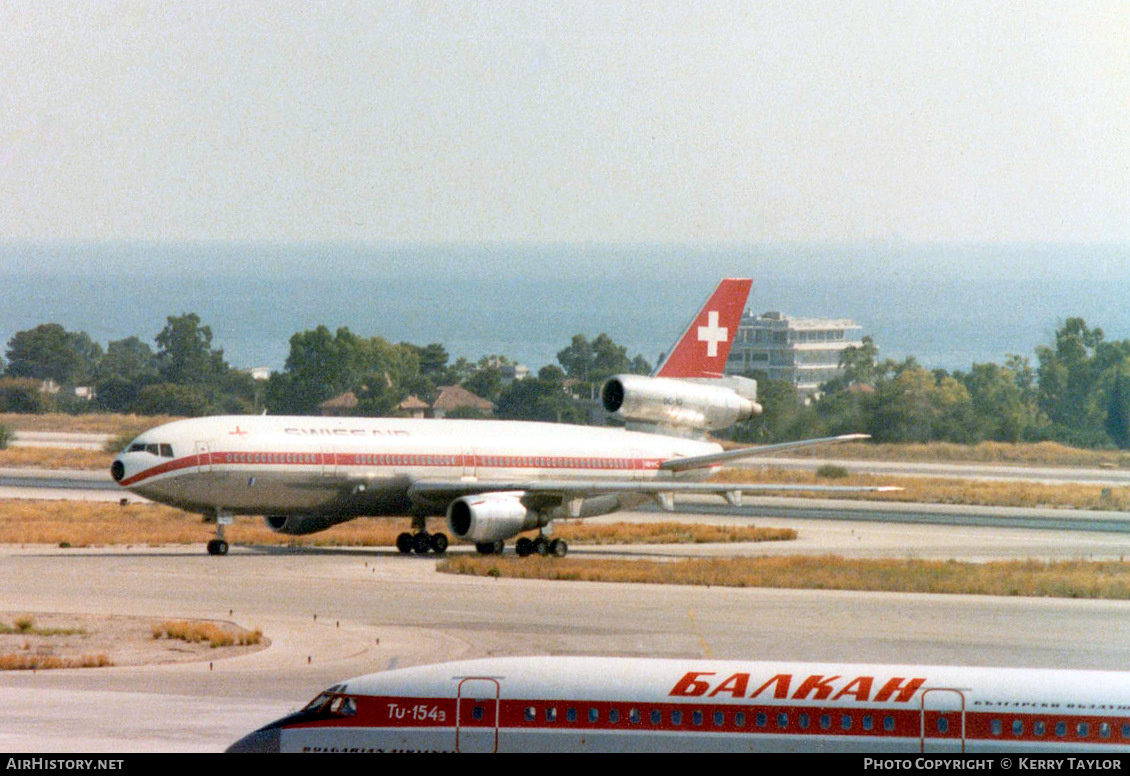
[225,725,280,753]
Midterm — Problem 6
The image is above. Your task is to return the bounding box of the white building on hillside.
[725,311,864,395]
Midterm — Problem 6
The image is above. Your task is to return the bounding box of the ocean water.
[0,241,1127,375]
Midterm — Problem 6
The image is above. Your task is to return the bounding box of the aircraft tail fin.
[654,278,751,379]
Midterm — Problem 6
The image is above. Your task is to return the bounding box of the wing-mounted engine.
[264,514,356,536]
[446,491,548,544]
[600,374,762,434]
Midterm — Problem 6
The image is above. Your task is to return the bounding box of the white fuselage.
[113,415,721,518]
[228,656,1130,753]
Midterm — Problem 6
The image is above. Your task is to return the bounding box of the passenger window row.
[517,702,1128,741]
[520,704,899,732]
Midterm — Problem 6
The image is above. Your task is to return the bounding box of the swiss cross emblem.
[697,311,727,357]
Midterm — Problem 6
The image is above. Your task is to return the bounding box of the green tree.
[136,383,210,416]
[1035,318,1124,446]
[557,333,648,400]
[98,337,159,383]
[869,364,973,443]
[727,375,819,443]
[828,335,881,390]
[0,377,54,413]
[155,313,227,386]
[1106,371,1130,449]
[959,361,1039,442]
[266,326,371,414]
[495,365,586,423]
[5,324,102,385]
[267,327,432,416]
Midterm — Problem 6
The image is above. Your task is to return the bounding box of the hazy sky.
[2,1,1127,245]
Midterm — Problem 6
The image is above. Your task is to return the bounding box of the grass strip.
[437,554,1130,599]
[0,502,789,548]
[152,620,262,648]
[712,467,1130,511]
[0,654,111,670]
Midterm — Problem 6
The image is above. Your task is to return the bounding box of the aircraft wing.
[406,476,899,515]
[658,433,871,472]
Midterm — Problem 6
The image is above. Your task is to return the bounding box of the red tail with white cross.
[654,278,752,379]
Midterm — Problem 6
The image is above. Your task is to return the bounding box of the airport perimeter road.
[9,432,112,450]
[3,541,1130,752]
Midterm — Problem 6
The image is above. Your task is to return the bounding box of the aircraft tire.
[550,539,568,558]
[475,542,495,555]
[533,536,550,556]
[396,532,414,554]
[413,532,432,555]
[430,532,448,554]
[207,539,229,556]
[515,537,534,557]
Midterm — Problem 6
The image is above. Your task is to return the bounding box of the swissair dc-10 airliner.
[111,279,886,556]
[227,655,1130,753]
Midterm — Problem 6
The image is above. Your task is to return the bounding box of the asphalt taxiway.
[3,503,1130,752]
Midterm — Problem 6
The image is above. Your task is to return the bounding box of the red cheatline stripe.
[119,450,667,488]
[279,694,1130,745]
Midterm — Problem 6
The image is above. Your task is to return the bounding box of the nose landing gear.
[207,510,231,555]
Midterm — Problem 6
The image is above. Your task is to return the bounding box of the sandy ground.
[0,611,267,669]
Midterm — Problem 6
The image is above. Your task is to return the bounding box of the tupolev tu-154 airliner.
[111,279,888,556]
[227,655,1130,753]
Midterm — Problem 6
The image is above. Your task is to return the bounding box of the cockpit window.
[127,442,174,458]
[302,693,357,718]
[303,693,332,713]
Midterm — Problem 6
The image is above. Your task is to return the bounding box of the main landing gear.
[397,516,448,555]
[396,531,449,555]
[514,534,568,558]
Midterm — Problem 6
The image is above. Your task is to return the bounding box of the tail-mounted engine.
[264,514,356,536]
[600,374,762,433]
[446,491,547,544]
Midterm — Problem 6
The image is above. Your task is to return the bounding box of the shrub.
[816,463,850,479]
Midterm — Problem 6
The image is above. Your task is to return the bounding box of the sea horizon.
[2,240,1128,377]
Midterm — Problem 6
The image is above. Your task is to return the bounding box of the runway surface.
[3,503,1130,752]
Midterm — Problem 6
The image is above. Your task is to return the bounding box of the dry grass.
[0,653,112,670]
[713,467,1130,511]
[0,500,421,547]
[0,615,86,637]
[758,439,1130,468]
[437,555,1130,599]
[0,413,179,435]
[0,447,114,470]
[0,501,782,548]
[551,521,795,544]
[152,620,263,648]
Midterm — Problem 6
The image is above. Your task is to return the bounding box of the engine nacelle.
[446,492,542,544]
[601,374,762,432]
[264,514,355,536]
